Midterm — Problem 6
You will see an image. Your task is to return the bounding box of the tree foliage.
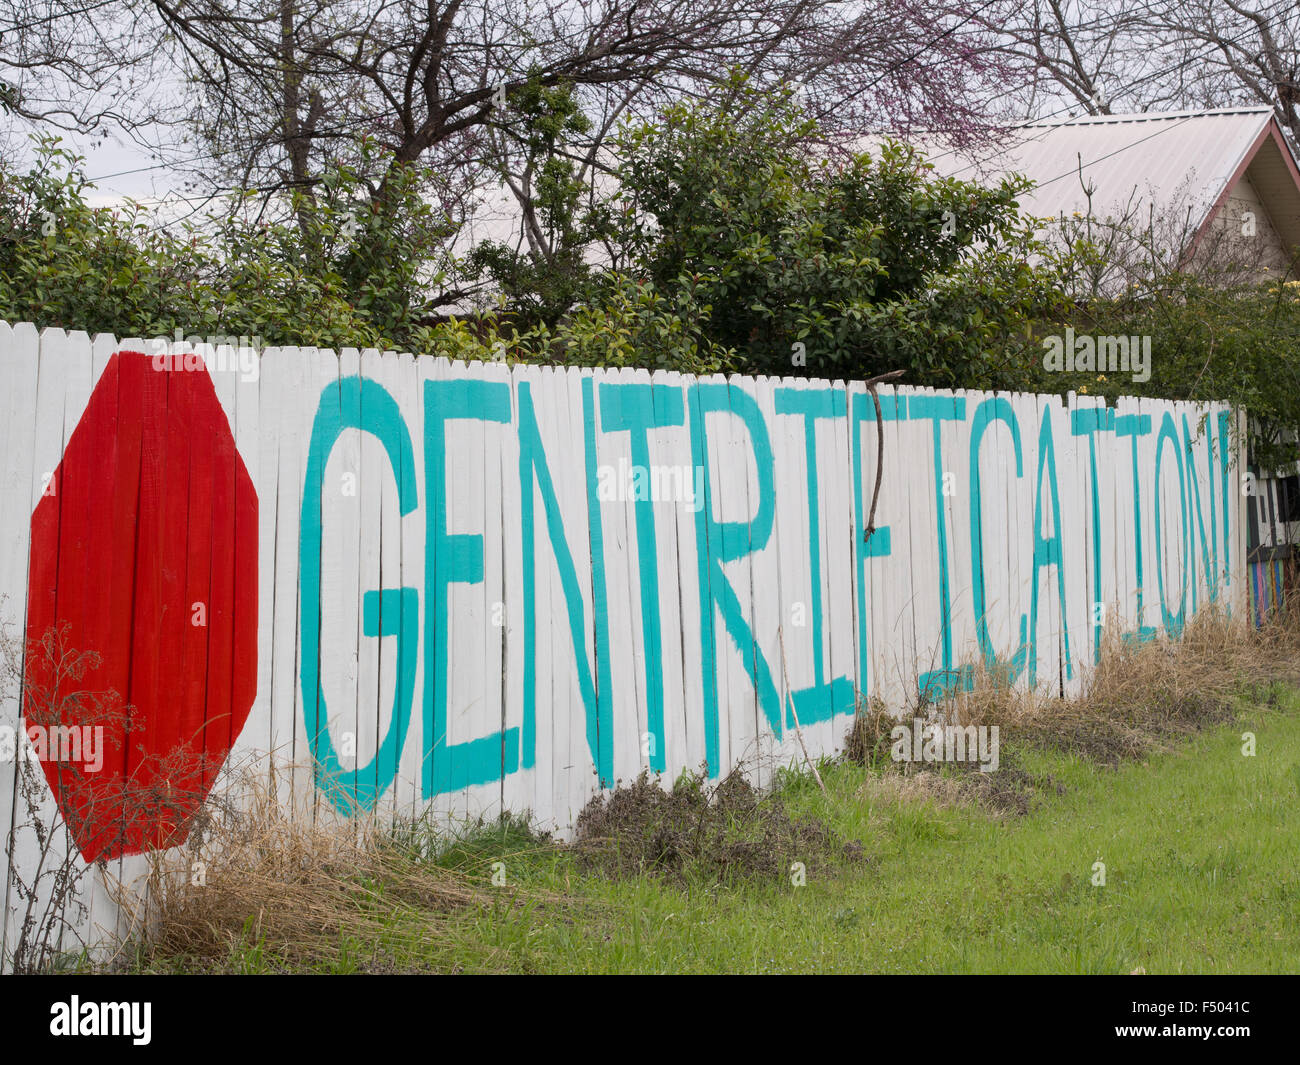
[465,77,611,328]
[1038,277,1300,472]
[613,84,1065,387]
[8,82,1299,478]
[0,139,446,350]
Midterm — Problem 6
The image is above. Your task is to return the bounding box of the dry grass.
[1008,600,1300,763]
[846,598,1300,812]
[121,595,1300,968]
[121,770,546,972]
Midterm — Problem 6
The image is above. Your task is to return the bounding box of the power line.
[85,113,386,184]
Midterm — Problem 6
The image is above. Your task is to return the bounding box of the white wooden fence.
[0,323,1247,966]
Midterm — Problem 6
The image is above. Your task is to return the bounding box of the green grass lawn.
[370,685,1300,975]
[147,684,1300,975]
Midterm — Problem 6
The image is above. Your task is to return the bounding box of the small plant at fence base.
[571,766,862,885]
[1,611,219,973]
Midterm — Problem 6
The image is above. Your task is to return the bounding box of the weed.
[572,766,862,885]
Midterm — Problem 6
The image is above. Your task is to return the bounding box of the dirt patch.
[572,767,861,884]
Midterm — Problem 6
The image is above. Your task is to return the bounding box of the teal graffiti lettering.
[423,378,519,797]
[518,380,614,785]
[908,394,967,699]
[1181,414,1216,607]
[1217,410,1233,596]
[689,382,781,775]
[598,381,685,772]
[1071,405,1115,663]
[971,397,1028,682]
[1116,412,1158,643]
[301,376,419,813]
[1030,406,1074,685]
[1155,412,1188,636]
[775,385,854,726]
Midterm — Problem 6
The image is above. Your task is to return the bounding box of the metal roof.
[919,108,1289,231]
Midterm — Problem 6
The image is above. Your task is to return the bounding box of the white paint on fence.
[0,324,1248,968]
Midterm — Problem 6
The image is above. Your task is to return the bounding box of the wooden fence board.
[0,322,1251,968]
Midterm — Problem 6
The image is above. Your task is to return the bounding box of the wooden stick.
[862,369,904,545]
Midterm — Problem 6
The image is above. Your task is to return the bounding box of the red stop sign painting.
[24,351,257,862]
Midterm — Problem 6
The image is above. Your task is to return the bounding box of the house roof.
[917,107,1300,252]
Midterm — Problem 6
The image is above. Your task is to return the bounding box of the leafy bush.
[1036,277,1300,471]
[612,79,1067,388]
[0,138,448,351]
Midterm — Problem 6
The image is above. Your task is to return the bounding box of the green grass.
[159,684,1300,974]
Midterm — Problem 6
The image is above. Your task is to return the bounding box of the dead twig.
[778,624,827,796]
[862,368,905,544]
